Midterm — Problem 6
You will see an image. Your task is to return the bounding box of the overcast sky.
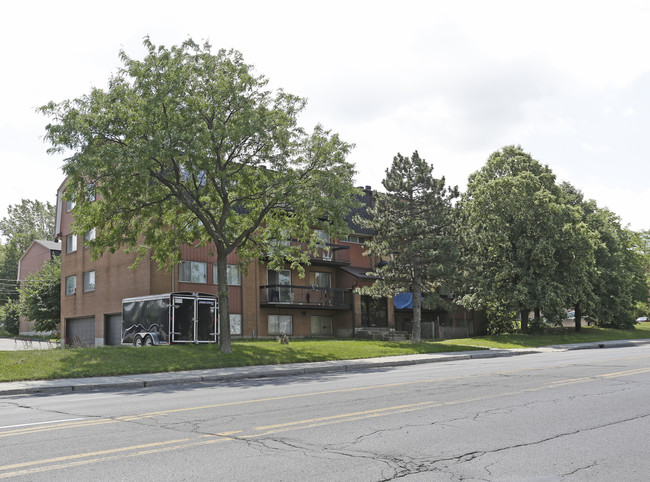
[1,0,648,232]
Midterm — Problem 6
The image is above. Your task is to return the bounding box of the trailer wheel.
[133,335,143,347]
[144,335,154,346]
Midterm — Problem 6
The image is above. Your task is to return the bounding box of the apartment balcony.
[260,285,352,310]
[308,243,350,265]
[266,242,350,266]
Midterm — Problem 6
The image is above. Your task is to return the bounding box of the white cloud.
[1,0,649,233]
[580,181,649,232]
[581,142,612,154]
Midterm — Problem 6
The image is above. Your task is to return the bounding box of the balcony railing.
[260,285,352,310]
[309,243,350,265]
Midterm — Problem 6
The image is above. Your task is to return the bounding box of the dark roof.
[35,240,62,252]
[346,186,376,236]
[340,265,377,280]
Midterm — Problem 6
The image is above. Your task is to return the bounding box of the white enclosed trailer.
[122,292,218,346]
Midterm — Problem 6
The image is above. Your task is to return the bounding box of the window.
[271,238,290,247]
[212,264,241,286]
[342,234,366,244]
[178,261,207,284]
[83,271,95,292]
[66,235,77,254]
[65,198,75,212]
[65,275,76,295]
[314,230,331,260]
[268,315,292,335]
[267,231,291,257]
[85,183,96,202]
[267,269,292,302]
[361,295,388,327]
[84,228,96,243]
[311,271,331,288]
[271,229,291,247]
[230,314,242,335]
[314,229,330,245]
[311,315,333,335]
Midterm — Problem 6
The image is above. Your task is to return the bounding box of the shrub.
[19,257,60,333]
[527,316,548,334]
[486,304,517,335]
[1,300,20,335]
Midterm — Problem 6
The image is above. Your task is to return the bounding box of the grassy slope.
[0,339,478,382]
[439,324,650,349]
[2,324,649,382]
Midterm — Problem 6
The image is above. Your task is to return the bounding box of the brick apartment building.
[56,183,479,346]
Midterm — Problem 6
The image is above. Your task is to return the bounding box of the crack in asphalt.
[4,354,650,480]
[2,400,100,420]
[257,408,650,481]
[409,412,650,481]
[561,460,598,477]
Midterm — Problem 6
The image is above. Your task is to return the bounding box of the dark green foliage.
[587,208,647,328]
[460,146,647,332]
[0,299,20,335]
[631,229,650,317]
[485,302,518,335]
[527,316,548,335]
[459,146,567,333]
[19,256,61,333]
[361,151,459,342]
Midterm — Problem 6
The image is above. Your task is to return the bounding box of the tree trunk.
[574,303,582,332]
[534,307,541,323]
[520,309,529,334]
[412,274,422,343]
[216,248,232,354]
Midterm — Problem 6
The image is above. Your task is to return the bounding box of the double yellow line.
[0,435,240,479]
[2,360,650,478]
[0,375,469,440]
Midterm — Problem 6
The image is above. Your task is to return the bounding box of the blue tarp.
[393,292,417,309]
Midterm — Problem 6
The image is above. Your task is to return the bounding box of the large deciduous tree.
[41,38,357,353]
[362,151,458,342]
[459,145,566,333]
[631,229,650,317]
[555,186,646,328]
[556,182,599,332]
[587,207,647,328]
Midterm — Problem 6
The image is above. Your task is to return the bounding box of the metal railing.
[308,243,350,264]
[260,285,352,309]
[267,241,351,264]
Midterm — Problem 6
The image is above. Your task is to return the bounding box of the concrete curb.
[2,340,650,396]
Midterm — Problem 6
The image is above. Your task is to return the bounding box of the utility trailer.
[122,292,218,346]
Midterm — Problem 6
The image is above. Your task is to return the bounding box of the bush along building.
[17,239,61,335]
[56,184,481,346]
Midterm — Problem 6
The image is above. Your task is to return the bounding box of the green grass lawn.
[439,323,650,349]
[0,339,479,382]
[1,324,649,383]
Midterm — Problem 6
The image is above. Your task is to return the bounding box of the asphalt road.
[2,346,650,481]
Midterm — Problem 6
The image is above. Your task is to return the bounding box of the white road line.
[0,418,85,429]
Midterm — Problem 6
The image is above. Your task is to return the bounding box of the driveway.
[0,337,57,351]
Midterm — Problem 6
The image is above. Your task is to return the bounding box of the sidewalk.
[3,339,650,396]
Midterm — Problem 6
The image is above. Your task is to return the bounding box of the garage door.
[105,314,123,346]
[66,317,95,347]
